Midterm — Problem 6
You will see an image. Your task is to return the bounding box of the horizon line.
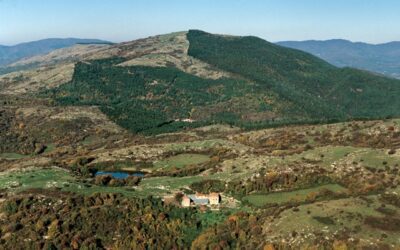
[1,30,399,47]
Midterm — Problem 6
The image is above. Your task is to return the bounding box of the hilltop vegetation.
[44,30,400,135]
[187,30,400,121]
[48,58,254,134]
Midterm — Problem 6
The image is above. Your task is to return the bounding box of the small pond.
[95,171,145,179]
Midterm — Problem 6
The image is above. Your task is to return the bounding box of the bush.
[364,216,400,231]
[2,200,19,214]
[189,180,226,193]
[313,216,335,225]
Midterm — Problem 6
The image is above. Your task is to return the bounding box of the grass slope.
[0,38,112,67]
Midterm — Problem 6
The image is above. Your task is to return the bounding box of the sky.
[1,0,399,45]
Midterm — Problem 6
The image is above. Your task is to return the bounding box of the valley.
[1,105,399,248]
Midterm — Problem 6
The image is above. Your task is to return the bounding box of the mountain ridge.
[2,30,400,136]
[36,30,400,135]
[0,38,112,67]
[277,39,400,78]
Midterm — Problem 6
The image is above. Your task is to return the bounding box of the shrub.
[189,180,226,193]
[313,216,335,225]
[2,200,19,215]
[364,216,400,231]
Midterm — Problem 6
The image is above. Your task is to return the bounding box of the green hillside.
[187,30,400,119]
[46,30,400,135]
[48,58,256,134]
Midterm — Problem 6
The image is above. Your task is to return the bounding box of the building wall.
[209,195,219,205]
[181,197,191,207]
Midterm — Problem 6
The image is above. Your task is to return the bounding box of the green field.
[355,149,400,169]
[138,175,205,196]
[0,168,140,197]
[243,184,347,207]
[294,145,359,168]
[0,167,211,198]
[0,152,30,160]
[153,153,210,170]
[0,168,75,190]
[43,143,56,153]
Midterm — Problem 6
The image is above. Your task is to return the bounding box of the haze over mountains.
[277,39,400,79]
[0,38,112,67]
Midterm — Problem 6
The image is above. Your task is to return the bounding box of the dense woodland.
[47,58,256,135]
[187,30,400,121]
[0,192,211,249]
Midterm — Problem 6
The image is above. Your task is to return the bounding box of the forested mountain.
[277,39,400,79]
[44,30,400,135]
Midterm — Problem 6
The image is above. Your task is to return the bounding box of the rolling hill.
[0,38,112,67]
[277,39,400,79]
[38,30,400,135]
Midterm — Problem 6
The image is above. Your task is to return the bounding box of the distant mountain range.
[0,38,112,66]
[277,39,400,79]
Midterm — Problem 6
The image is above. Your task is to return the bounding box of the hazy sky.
[1,0,399,45]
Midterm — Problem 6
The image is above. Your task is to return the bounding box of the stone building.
[181,192,221,207]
